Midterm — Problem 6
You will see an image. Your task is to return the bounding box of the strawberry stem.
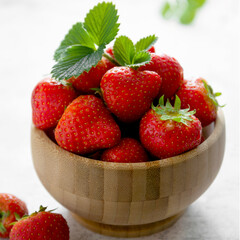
[152,95,196,125]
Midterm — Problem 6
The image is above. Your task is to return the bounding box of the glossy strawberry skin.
[31,77,77,130]
[139,110,202,159]
[9,212,69,240]
[177,78,217,127]
[139,53,183,99]
[68,59,108,93]
[100,67,162,123]
[55,95,121,155]
[0,193,28,238]
[101,138,148,163]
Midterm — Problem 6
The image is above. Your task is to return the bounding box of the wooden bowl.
[31,109,225,238]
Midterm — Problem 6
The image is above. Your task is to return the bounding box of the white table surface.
[0,0,239,239]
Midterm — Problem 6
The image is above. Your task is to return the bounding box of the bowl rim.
[32,109,225,170]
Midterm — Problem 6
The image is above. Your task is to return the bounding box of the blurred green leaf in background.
[161,0,207,24]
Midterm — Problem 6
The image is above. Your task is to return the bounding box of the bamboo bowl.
[31,109,225,238]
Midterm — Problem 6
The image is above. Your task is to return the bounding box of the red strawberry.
[102,47,117,71]
[148,46,155,53]
[31,77,77,130]
[9,206,69,240]
[101,138,148,163]
[139,96,202,159]
[100,67,162,122]
[201,134,205,143]
[0,193,28,238]
[55,95,121,154]
[176,78,222,127]
[102,57,116,71]
[139,53,184,99]
[67,59,108,93]
[105,46,114,58]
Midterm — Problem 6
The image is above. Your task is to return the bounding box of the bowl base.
[71,210,185,238]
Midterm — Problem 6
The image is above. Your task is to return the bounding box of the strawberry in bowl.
[140,96,202,159]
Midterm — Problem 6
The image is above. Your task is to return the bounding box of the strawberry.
[0,193,28,238]
[9,206,69,240]
[100,67,162,122]
[139,53,184,99]
[55,95,121,154]
[102,47,117,71]
[67,59,108,93]
[176,78,222,127]
[148,46,155,53]
[105,46,114,58]
[101,138,148,163]
[31,77,77,130]
[139,96,202,159]
[102,56,116,71]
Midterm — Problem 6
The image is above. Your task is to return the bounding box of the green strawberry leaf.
[84,2,119,46]
[131,51,151,65]
[113,35,155,68]
[180,6,197,24]
[113,36,135,66]
[14,213,21,221]
[161,0,207,25]
[152,95,196,125]
[135,35,158,52]
[0,211,10,233]
[188,0,206,8]
[54,22,96,61]
[52,2,119,81]
[161,2,174,19]
[0,222,6,233]
[51,44,105,81]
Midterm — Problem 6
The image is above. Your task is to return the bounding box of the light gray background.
[0,0,239,239]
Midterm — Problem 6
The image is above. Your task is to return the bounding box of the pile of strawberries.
[31,2,222,163]
[32,45,221,162]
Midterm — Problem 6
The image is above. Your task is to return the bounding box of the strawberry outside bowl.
[31,109,225,238]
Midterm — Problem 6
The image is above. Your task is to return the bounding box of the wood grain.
[31,109,225,237]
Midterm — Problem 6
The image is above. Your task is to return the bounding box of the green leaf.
[135,35,158,52]
[188,0,206,8]
[0,222,6,234]
[84,2,119,46]
[113,36,135,66]
[51,44,105,81]
[14,212,21,221]
[180,6,196,24]
[161,0,207,25]
[174,95,181,111]
[54,22,96,61]
[159,95,165,106]
[161,2,174,19]
[214,92,222,97]
[128,51,151,68]
[201,79,223,107]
